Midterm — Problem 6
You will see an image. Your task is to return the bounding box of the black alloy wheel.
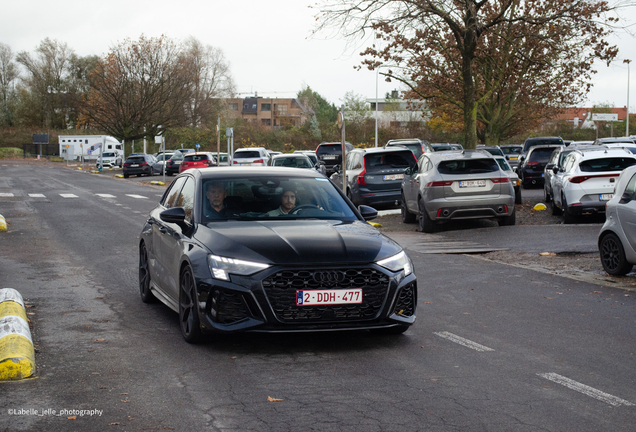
[401,193,416,223]
[179,266,202,343]
[561,194,576,224]
[599,233,634,276]
[139,244,155,303]
[418,197,436,233]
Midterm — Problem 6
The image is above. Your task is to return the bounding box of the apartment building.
[223,96,312,130]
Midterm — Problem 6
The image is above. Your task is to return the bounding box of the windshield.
[272,157,313,168]
[365,151,415,170]
[200,175,358,222]
[495,158,511,171]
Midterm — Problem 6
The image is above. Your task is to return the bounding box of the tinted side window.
[162,177,186,208]
[177,177,195,223]
[528,148,557,162]
[364,152,414,170]
[579,158,636,173]
[624,173,636,195]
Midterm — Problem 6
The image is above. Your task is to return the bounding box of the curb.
[0,214,6,232]
[0,288,35,381]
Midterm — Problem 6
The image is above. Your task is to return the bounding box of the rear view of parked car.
[232,147,271,166]
[316,142,354,175]
[384,139,433,159]
[598,164,636,275]
[517,145,562,188]
[401,150,515,232]
[330,147,417,208]
[123,154,156,178]
[551,147,636,223]
[165,152,184,176]
[179,152,217,173]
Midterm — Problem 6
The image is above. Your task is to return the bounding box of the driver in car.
[205,181,232,219]
[268,189,296,216]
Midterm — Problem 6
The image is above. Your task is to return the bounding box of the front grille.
[393,282,415,317]
[262,268,390,322]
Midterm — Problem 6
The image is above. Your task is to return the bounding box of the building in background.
[368,91,429,128]
[223,95,312,130]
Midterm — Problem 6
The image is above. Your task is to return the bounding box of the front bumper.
[194,265,417,333]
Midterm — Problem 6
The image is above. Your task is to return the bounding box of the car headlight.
[377,250,412,276]
[208,254,270,280]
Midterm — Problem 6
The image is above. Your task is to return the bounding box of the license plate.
[600,194,614,201]
[296,289,362,306]
[510,156,517,160]
[459,180,486,188]
[384,174,404,181]
[131,164,139,167]
[324,155,337,160]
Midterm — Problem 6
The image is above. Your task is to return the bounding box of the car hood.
[194,220,402,265]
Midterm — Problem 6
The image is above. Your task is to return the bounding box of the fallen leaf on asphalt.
[91,372,100,375]
[94,338,105,342]
[430,379,440,381]
[463,313,471,315]
[120,393,129,395]
[67,416,76,420]
[108,422,119,425]
[268,396,283,402]
[424,302,432,304]
[121,400,130,403]
[231,356,237,359]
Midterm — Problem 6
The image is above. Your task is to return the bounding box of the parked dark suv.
[316,141,354,175]
[385,138,433,159]
[123,154,156,178]
[330,147,417,208]
[517,145,562,188]
[522,136,564,154]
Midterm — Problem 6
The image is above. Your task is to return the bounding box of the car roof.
[272,153,310,158]
[194,166,324,179]
[425,149,492,161]
[351,146,413,154]
[572,147,634,159]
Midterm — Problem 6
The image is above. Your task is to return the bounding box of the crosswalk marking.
[0,193,14,197]
[28,194,46,198]
[96,194,116,198]
[2,192,154,200]
[126,194,148,199]
[60,194,79,198]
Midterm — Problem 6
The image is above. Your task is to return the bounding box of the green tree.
[0,43,19,127]
[316,0,623,148]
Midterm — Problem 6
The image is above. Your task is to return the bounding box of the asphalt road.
[0,162,635,431]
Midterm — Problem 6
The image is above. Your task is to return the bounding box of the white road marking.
[96,194,116,198]
[0,193,14,197]
[433,331,495,352]
[60,194,78,198]
[28,194,46,198]
[538,373,634,407]
[126,194,148,199]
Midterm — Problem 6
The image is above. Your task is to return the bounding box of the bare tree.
[15,38,79,128]
[82,35,194,143]
[0,43,19,126]
[182,36,235,128]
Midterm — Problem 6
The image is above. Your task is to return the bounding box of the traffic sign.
[196,143,200,149]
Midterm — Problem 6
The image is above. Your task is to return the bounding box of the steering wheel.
[289,204,320,214]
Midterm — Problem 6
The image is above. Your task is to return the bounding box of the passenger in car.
[267,189,297,216]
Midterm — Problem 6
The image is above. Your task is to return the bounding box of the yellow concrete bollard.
[0,289,35,380]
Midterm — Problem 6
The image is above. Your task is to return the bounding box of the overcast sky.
[2,0,636,110]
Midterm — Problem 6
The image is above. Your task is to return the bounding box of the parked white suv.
[96,152,122,169]
[551,147,636,223]
[232,147,271,166]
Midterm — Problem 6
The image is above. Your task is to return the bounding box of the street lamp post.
[628,60,632,136]
[374,64,398,147]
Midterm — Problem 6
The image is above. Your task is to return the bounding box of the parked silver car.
[401,150,515,232]
[494,156,522,204]
[598,164,636,275]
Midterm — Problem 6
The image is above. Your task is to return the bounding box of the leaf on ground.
[268,396,284,402]
[94,338,105,342]
[67,416,77,420]
[108,422,119,425]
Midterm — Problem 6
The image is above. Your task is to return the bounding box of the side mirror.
[505,155,510,160]
[519,155,526,163]
[332,164,340,173]
[552,166,559,174]
[619,191,633,204]
[160,207,188,229]
[358,205,378,221]
[546,163,554,171]
[404,167,413,176]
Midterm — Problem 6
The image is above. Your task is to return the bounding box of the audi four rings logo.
[313,271,345,285]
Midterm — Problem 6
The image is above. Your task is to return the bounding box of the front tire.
[123,173,129,178]
[600,233,634,276]
[179,266,202,343]
[551,198,561,216]
[418,197,436,233]
[139,244,156,303]
[515,186,522,205]
[401,193,416,223]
